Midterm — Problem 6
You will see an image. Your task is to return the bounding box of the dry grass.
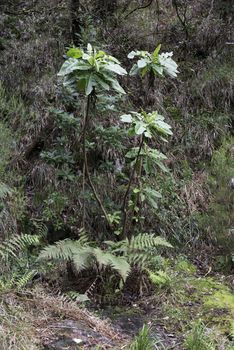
[0,287,127,350]
[180,171,209,214]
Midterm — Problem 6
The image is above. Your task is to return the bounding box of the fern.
[15,270,37,290]
[0,182,11,199]
[0,269,38,292]
[39,237,131,281]
[128,233,172,250]
[39,233,171,282]
[106,233,172,268]
[0,234,41,261]
[33,221,48,238]
[0,234,43,292]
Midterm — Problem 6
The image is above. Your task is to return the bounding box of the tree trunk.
[70,0,81,46]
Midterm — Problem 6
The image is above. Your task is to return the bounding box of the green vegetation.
[0,0,233,349]
[128,325,155,350]
[184,320,217,350]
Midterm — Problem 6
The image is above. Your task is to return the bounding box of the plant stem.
[82,96,90,230]
[82,94,112,229]
[121,135,144,238]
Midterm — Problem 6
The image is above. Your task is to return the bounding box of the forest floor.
[1,257,233,349]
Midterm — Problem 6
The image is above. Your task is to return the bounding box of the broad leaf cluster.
[58,43,127,95]
[128,44,178,78]
[120,110,172,139]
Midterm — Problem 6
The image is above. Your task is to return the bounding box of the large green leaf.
[67,47,83,59]
[129,64,139,76]
[153,118,173,135]
[158,52,178,77]
[135,121,147,135]
[95,75,110,91]
[58,44,126,95]
[137,59,147,69]
[120,114,133,123]
[128,51,137,59]
[110,79,126,94]
[105,62,127,75]
[128,46,178,79]
[85,74,95,95]
[151,44,161,61]
[58,59,79,76]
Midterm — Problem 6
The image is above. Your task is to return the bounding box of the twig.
[172,0,189,39]
[124,0,153,19]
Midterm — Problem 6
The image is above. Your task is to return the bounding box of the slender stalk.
[84,154,111,226]
[121,136,144,238]
[135,136,144,215]
[82,94,112,229]
[82,96,90,230]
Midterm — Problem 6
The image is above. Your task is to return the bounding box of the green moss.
[175,258,197,274]
[205,290,234,314]
[187,277,234,336]
[189,277,224,292]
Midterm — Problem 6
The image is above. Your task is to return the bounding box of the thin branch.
[121,136,144,238]
[82,96,90,230]
[124,0,154,19]
[82,95,111,229]
[122,0,134,14]
[172,0,189,39]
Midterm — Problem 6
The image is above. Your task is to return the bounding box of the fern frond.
[77,231,91,246]
[106,255,130,281]
[33,221,48,238]
[39,239,83,261]
[127,234,172,268]
[93,248,130,280]
[39,239,130,280]
[16,270,37,289]
[106,233,172,269]
[0,234,41,261]
[128,233,172,251]
[0,182,11,199]
[72,248,93,272]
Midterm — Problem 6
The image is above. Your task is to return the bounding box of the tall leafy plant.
[58,43,127,229]
[119,45,178,237]
[40,43,178,291]
[120,110,173,236]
